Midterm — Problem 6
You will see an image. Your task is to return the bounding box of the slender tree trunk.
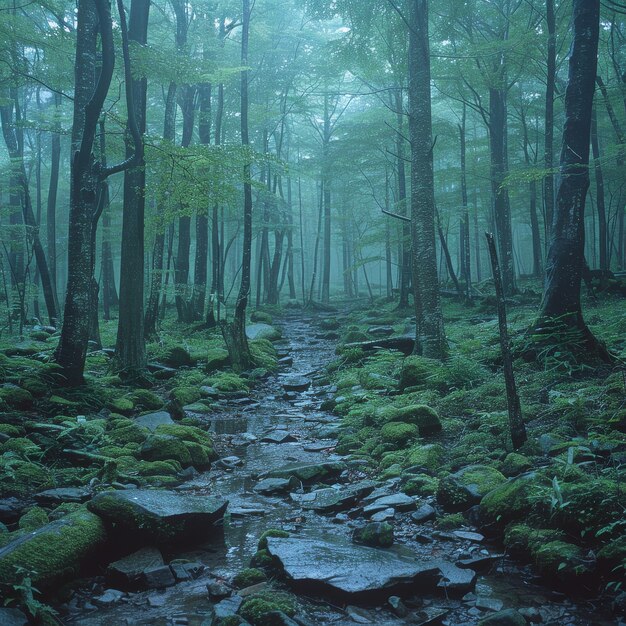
[408,0,446,359]
[544,0,556,243]
[46,92,61,315]
[459,103,472,298]
[590,107,608,270]
[536,0,609,361]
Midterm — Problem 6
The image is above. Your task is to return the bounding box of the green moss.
[0,459,52,496]
[207,373,249,393]
[503,524,564,558]
[233,567,267,588]
[250,311,273,325]
[0,385,34,409]
[353,522,394,547]
[0,509,107,588]
[533,540,588,578]
[20,377,50,397]
[437,465,506,511]
[206,348,230,372]
[380,422,419,447]
[250,339,278,371]
[597,537,626,568]
[258,529,289,550]
[250,549,274,568]
[384,405,442,436]
[171,386,202,406]
[0,424,22,437]
[129,389,163,410]
[239,591,297,625]
[399,357,442,391]
[0,437,42,458]
[343,330,368,343]
[140,435,192,466]
[435,513,465,530]
[155,423,213,447]
[107,397,135,414]
[407,444,444,470]
[501,453,532,477]
[403,474,439,496]
[19,507,49,531]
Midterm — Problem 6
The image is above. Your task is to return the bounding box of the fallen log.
[344,335,415,356]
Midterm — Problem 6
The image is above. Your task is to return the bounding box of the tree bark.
[544,0,556,243]
[408,0,446,359]
[590,107,608,271]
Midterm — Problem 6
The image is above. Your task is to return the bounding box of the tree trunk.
[459,103,472,298]
[46,92,61,315]
[590,107,608,270]
[544,0,556,243]
[408,0,446,359]
[536,0,609,362]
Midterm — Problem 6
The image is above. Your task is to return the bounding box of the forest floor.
[0,285,625,626]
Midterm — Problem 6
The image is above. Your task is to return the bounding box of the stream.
[62,313,619,626]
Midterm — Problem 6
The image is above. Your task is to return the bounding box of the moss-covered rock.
[171,386,202,406]
[0,385,34,409]
[503,523,565,558]
[343,330,368,344]
[501,453,532,477]
[239,591,297,626]
[380,422,418,447]
[0,437,42,458]
[140,435,192,467]
[403,474,439,496]
[352,522,394,548]
[250,311,273,325]
[0,509,107,588]
[406,444,444,470]
[155,423,213,447]
[437,465,506,512]
[0,459,53,496]
[480,472,548,527]
[399,357,441,391]
[106,419,150,445]
[206,348,230,372]
[250,339,278,371]
[207,373,249,393]
[384,405,442,436]
[162,346,195,368]
[597,537,626,569]
[107,396,135,415]
[250,549,274,569]
[129,389,164,411]
[18,506,49,531]
[233,567,267,588]
[258,529,289,551]
[533,540,590,579]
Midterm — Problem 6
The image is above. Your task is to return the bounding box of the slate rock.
[214,595,243,619]
[371,508,395,522]
[436,561,477,595]
[215,456,243,469]
[291,481,377,513]
[475,597,504,612]
[365,493,416,514]
[266,535,439,597]
[453,530,484,543]
[388,595,408,617]
[88,489,228,542]
[246,323,281,341]
[253,478,295,495]
[352,522,394,548]
[0,608,29,626]
[143,564,176,588]
[135,411,175,431]
[477,609,526,626]
[282,376,312,392]
[207,581,231,600]
[258,461,345,483]
[107,546,164,588]
[93,589,125,606]
[411,504,437,524]
[261,430,297,444]
[34,487,91,505]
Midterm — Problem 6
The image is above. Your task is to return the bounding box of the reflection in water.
[211,415,249,435]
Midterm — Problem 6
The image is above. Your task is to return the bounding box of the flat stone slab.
[107,546,164,589]
[88,489,228,542]
[290,481,378,513]
[282,376,312,392]
[364,493,416,515]
[260,430,297,444]
[259,461,346,483]
[266,535,439,597]
[135,411,174,431]
[253,478,294,495]
[34,487,91,505]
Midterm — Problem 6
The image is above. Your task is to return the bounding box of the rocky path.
[61,314,618,626]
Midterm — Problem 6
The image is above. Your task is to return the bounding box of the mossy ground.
[323,287,626,592]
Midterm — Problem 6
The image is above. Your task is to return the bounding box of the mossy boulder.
[246,324,281,342]
[250,339,278,371]
[597,537,626,569]
[380,422,418,447]
[533,540,591,579]
[406,444,444,470]
[106,419,150,445]
[0,509,107,588]
[250,311,273,325]
[384,405,442,436]
[206,348,230,372]
[258,529,289,550]
[403,474,439,496]
[171,386,202,406]
[107,396,135,415]
[140,435,192,467]
[0,385,34,409]
[399,357,440,391]
[207,373,249,393]
[162,346,194,368]
[18,506,49,531]
[250,548,274,569]
[155,423,213,447]
[239,591,297,626]
[129,389,163,411]
[20,377,49,397]
[233,567,267,588]
[0,437,42,458]
[343,330,368,343]
[501,452,532,477]
[352,522,394,548]
[503,523,565,558]
[438,465,506,512]
[0,459,53,496]
[480,472,548,527]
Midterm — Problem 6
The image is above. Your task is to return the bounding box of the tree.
[535,0,610,361]
[408,0,447,359]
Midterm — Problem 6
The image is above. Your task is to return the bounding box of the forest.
[0,0,625,624]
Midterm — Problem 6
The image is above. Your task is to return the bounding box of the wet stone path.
[64,314,619,626]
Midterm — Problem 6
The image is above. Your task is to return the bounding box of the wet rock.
[282,376,312,392]
[388,595,408,617]
[265,534,439,597]
[147,363,177,380]
[436,561,477,595]
[214,595,243,619]
[143,564,176,588]
[216,456,243,469]
[0,608,28,626]
[475,597,504,612]
[411,504,437,524]
[258,461,345,483]
[254,477,296,495]
[230,507,266,518]
[437,465,506,512]
[367,326,394,337]
[346,605,373,623]
[352,522,394,548]
[457,554,503,571]
[261,430,297,444]
[207,580,231,601]
[291,481,377,513]
[107,546,164,588]
[34,487,91,505]
[147,594,167,608]
[364,493,416,514]
[0,510,106,588]
[278,356,294,367]
[93,589,125,607]
[88,489,228,542]
[371,508,395,522]
[263,611,299,626]
[135,411,175,432]
[453,530,484,543]
[246,323,281,341]
[477,609,526,626]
